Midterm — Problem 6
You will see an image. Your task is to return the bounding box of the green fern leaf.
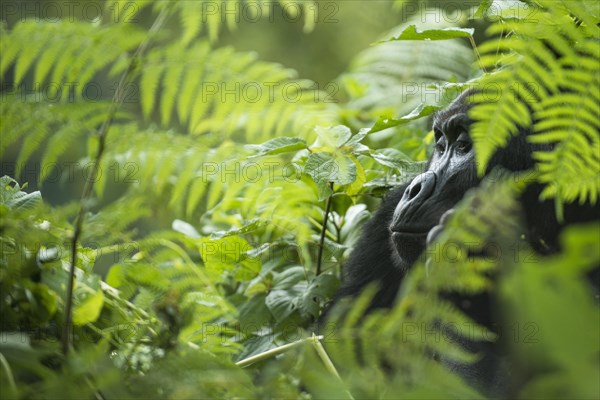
[138,42,333,140]
[14,23,50,84]
[3,20,144,99]
[340,11,474,121]
[470,2,599,204]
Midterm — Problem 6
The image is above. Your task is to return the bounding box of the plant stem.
[0,353,16,394]
[316,182,334,276]
[236,335,354,399]
[61,6,172,355]
[469,36,487,73]
[236,336,323,368]
[311,335,354,400]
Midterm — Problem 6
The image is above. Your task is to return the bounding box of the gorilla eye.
[455,140,471,153]
[435,137,446,154]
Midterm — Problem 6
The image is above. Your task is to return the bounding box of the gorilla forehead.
[432,90,474,128]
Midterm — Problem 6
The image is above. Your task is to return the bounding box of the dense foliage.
[1,0,598,398]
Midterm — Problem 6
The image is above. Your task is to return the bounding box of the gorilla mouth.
[390,231,429,251]
[392,231,429,240]
[390,225,431,236]
[390,228,430,248]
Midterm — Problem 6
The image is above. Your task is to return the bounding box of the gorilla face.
[389,93,480,265]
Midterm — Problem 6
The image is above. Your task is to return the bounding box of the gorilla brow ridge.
[433,94,473,130]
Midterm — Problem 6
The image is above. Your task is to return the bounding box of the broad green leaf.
[309,178,332,201]
[305,152,357,186]
[172,219,201,238]
[265,282,307,322]
[25,282,58,323]
[474,0,539,21]
[210,218,266,239]
[238,293,273,331]
[370,104,441,133]
[77,248,97,273]
[381,26,474,42]
[247,137,308,157]
[271,266,306,290]
[314,125,352,149]
[345,128,370,148]
[238,334,277,361]
[346,156,366,196]
[369,151,410,171]
[73,290,104,326]
[199,236,260,281]
[0,176,42,210]
[300,274,340,318]
[106,264,124,288]
[319,237,347,264]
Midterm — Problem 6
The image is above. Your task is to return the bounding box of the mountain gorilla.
[327,89,600,395]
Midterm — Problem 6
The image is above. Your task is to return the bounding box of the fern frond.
[235,173,320,246]
[139,42,336,141]
[470,2,600,205]
[104,124,321,245]
[99,126,236,217]
[0,97,118,184]
[1,21,144,98]
[83,193,151,244]
[339,10,474,120]
[174,0,318,44]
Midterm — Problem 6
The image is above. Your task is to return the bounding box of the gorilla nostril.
[403,171,436,203]
[408,182,422,199]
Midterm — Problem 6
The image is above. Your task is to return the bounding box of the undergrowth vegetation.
[0,0,598,398]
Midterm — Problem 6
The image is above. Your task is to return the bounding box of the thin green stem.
[236,336,323,368]
[62,6,172,355]
[311,334,354,400]
[0,353,16,394]
[469,36,487,74]
[316,182,334,276]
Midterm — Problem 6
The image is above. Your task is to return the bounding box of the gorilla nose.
[391,171,437,231]
[403,171,436,203]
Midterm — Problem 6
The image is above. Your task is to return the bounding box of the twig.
[469,36,487,74]
[310,334,354,400]
[235,336,323,368]
[235,335,353,399]
[62,6,172,355]
[316,182,334,275]
[0,353,16,394]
